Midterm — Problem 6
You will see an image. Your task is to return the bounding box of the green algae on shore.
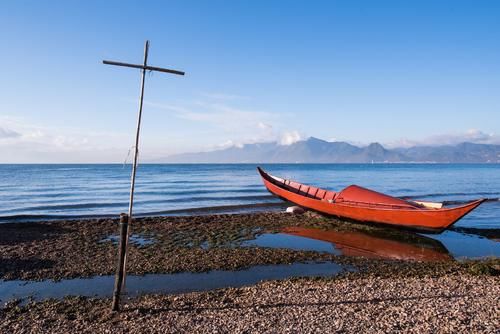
[0,212,498,281]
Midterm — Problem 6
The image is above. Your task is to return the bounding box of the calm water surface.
[0,164,499,228]
[0,262,347,305]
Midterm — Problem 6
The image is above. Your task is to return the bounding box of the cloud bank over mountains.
[210,129,500,152]
[161,137,500,163]
[0,91,498,163]
[1,113,499,163]
[386,129,500,148]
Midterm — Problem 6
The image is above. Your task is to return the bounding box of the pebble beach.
[1,212,499,333]
[2,273,499,333]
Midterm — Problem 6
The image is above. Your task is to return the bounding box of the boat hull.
[257,167,485,232]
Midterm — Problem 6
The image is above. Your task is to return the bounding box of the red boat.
[257,167,485,232]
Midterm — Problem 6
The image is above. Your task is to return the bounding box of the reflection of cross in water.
[103,40,185,311]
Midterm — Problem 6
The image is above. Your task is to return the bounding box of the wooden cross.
[103,40,184,311]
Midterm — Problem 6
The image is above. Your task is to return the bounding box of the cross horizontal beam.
[103,60,185,76]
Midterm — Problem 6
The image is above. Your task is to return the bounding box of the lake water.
[0,164,499,229]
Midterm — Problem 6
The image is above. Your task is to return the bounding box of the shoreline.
[0,202,287,224]
[1,212,499,333]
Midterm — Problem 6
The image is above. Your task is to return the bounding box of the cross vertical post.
[103,40,185,311]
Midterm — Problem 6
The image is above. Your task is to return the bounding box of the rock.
[304,210,325,219]
[285,206,305,214]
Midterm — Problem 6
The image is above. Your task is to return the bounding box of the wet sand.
[1,212,499,333]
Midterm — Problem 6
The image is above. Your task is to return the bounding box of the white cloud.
[0,126,21,139]
[215,140,244,149]
[143,101,190,114]
[386,129,500,148]
[200,92,249,101]
[145,98,287,150]
[145,100,275,132]
[279,130,303,146]
[188,102,273,129]
[0,115,131,162]
[145,95,307,151]
[257,122,273,131]
[203,129,305,152]
[461,129,498,143]
[1,91,306,161]
[6,108,496,162]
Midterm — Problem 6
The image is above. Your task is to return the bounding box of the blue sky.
[0,1,499,162]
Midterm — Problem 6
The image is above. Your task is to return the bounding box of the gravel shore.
[2,273,498,333]
[1,212,499,332]
[0,212,464,281]
[1,213,347,281]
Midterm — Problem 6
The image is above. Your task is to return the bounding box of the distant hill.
[394,142,500,163]
[158,137,500,163]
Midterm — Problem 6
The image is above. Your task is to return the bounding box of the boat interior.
[261,168,444,210]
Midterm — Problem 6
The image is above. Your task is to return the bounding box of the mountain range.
[158,137,500,163]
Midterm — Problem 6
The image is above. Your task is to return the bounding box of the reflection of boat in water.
[283,226,452,261]
[258,167,485,232]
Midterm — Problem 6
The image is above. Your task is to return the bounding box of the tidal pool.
[0,261,347,306]
[99,234,156,247]
[242,227,499,261]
